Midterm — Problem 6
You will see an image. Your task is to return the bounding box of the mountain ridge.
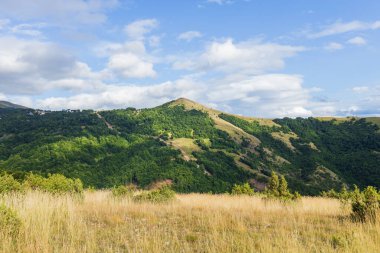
[0,98,379,194]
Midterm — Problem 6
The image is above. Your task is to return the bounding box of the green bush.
[112,184,137,198]
[0,204,22,236]
[351,186,380,223]
[265,171,300,201]
[0,174,23,194]
[23,173,83,195]
[231,183,254,196]
[44,174,83,194]
[22,173,46,190]
[133,186,176,203]
[323,185,380,223]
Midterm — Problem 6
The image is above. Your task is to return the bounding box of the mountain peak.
[166,97,220,114]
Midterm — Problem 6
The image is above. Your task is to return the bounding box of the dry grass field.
[1,191,380,253]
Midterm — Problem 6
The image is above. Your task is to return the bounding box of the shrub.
[23,173,83,195]
[265,171,300,201]
[133,186,176,203]
[22,173,46,190]
[0,204,22,236]
[112,184,137,198]
[321,186,353,206]
[231,183,254,196]
[351,186,380,223]
[0,174,23,194]
[43,174,83,194]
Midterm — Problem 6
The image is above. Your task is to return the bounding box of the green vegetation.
[0,204,22,236]
[231,183,254,195]
[132,186,176,203]
[265,171,300,201]
[111,184,137,198]
[322,185,380,223]
[0,99,379,195]
[0,174,23,194]
[0,173,83,195]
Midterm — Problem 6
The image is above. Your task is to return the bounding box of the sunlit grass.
[1,191,379,252]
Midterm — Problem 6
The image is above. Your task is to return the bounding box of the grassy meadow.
[1,191,380,253]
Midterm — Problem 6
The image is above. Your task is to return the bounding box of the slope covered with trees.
[0,99,379,195]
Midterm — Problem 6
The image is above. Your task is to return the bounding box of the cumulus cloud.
[100,41,157,80]
[0,36,100,94]
[324,42,344,51]
[36,76,204,110]
[347,36,367,46]
[124,19,158,40]
[206,74,313,117]
[178,31,202,41]
[309,20,380,38]
[107,53,156,78]
[95,19,160,79]
[33,73,315,118]
[173,38,304,76]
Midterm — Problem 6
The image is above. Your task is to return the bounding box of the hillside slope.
[0,98,379,194]
[0,101,29,109]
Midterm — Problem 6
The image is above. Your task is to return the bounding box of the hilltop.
[0,98,379,195]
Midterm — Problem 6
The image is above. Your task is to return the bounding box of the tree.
[266,171,280,197]
[265,171,300,200]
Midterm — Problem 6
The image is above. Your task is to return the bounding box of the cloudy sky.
[0,0,379,117]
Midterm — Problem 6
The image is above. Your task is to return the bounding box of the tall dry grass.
[1,191,379,253]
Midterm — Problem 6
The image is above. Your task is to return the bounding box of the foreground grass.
[1,191,380,253]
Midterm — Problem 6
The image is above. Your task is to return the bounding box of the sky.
[0,0,379,117]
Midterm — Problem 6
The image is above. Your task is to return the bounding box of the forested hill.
[0,98,379,195]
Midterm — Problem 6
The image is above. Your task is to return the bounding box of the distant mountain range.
[0,98,379,195]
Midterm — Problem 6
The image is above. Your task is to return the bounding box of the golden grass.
[167,138,201,161]
[1,191,380,253]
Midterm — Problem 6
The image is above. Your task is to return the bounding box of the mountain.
[0,101,29,109]
[0,98,379,195]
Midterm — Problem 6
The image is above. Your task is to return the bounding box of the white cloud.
[98,41,157,80]
[347,36,367,46]
[32,73,316,118]
[309,20,380,38]
[0,0,118,25]
[107,53,156,78]
[9,23,47,37]
[173,38,304,75]
[0,36,100,94]
[324,42,343,51]
[352,86,369,93]
[206,74,313,117]
[178,31,202,41]
[95,19,160,80]
[36,77,204,110]
[124,19,158,40]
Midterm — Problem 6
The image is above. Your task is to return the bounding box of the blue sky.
[0,0,379,117]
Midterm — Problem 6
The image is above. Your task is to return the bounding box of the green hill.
[0,98,379,195]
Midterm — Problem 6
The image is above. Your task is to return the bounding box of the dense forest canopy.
[0,99,379,195]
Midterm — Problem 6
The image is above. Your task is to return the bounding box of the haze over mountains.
[0,98,379,195]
